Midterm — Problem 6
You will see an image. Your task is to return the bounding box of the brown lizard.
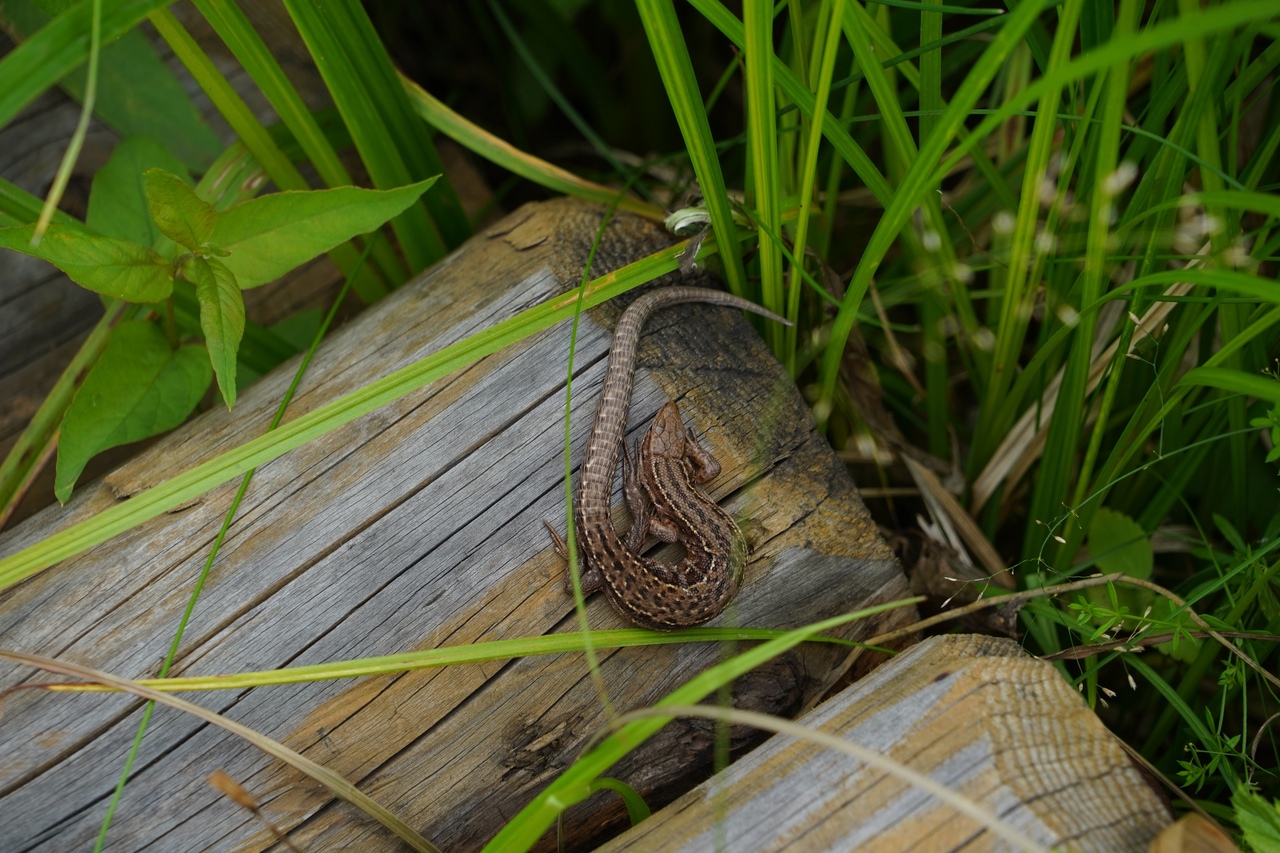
[546,286,789,629]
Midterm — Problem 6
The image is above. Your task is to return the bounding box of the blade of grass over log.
[46,628,858,693]
[481,597,922,852]
[0,238,721,590]
[92,243,369,848]
[0,650,441,853]
[400,75,662,221]
[634,0,748,299]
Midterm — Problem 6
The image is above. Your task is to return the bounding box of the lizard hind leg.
[543,520,605,595]
[621,438,654,552]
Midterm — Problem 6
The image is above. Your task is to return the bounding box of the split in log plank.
[0,198,911,852]
[598,633,1174,853]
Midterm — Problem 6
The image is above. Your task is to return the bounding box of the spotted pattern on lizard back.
[546,287,788,630]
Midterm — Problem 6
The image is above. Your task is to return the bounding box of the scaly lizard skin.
[547,287,788,629]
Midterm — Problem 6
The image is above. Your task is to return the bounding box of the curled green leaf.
[144,168,216,250]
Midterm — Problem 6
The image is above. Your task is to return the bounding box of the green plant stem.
[33,0,101,240]
[93,240,369,849]
[0,300,130,527]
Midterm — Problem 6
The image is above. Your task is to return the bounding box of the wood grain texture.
[599,633,1173,853]
[0,198,910,851]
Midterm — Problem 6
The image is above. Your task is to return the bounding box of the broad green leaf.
[87,137,191,247]
[145,168,216,251]
[1234,787,1280,853]
[209,178,437,288]
[0,224,172,301]
[55,321,211,502]
[1088,508,1153,579]
[186,256,244,409]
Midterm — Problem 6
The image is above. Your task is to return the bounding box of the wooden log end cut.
[600,634,1175,853]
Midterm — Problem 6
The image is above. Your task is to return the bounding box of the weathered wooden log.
[599,633,1174,853]
[0,197,912,851]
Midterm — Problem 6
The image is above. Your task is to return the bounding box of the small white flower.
[1223,237,1252,268]
[1038,176,1057,208]
[1056,303,1080,327]
[1103,161,1139,196]
[993,210,1016,235]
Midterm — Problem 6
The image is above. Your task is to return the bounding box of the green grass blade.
[816,0,1050,427]
[634,0,748,298]
[283,0,467,267]
[743,0,784,339]
[481,597,922,852]
[1029,0,1136,568]
[691,0,891,204]
[399,74,662,221]
[58,628,850,692]
[147,9,305,193]
[969,0,1085,472]
[0,0,172,129]
[0,239,707,590]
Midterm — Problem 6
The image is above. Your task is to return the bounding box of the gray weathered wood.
[599,633,1173,853]
[0,198,910,851]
